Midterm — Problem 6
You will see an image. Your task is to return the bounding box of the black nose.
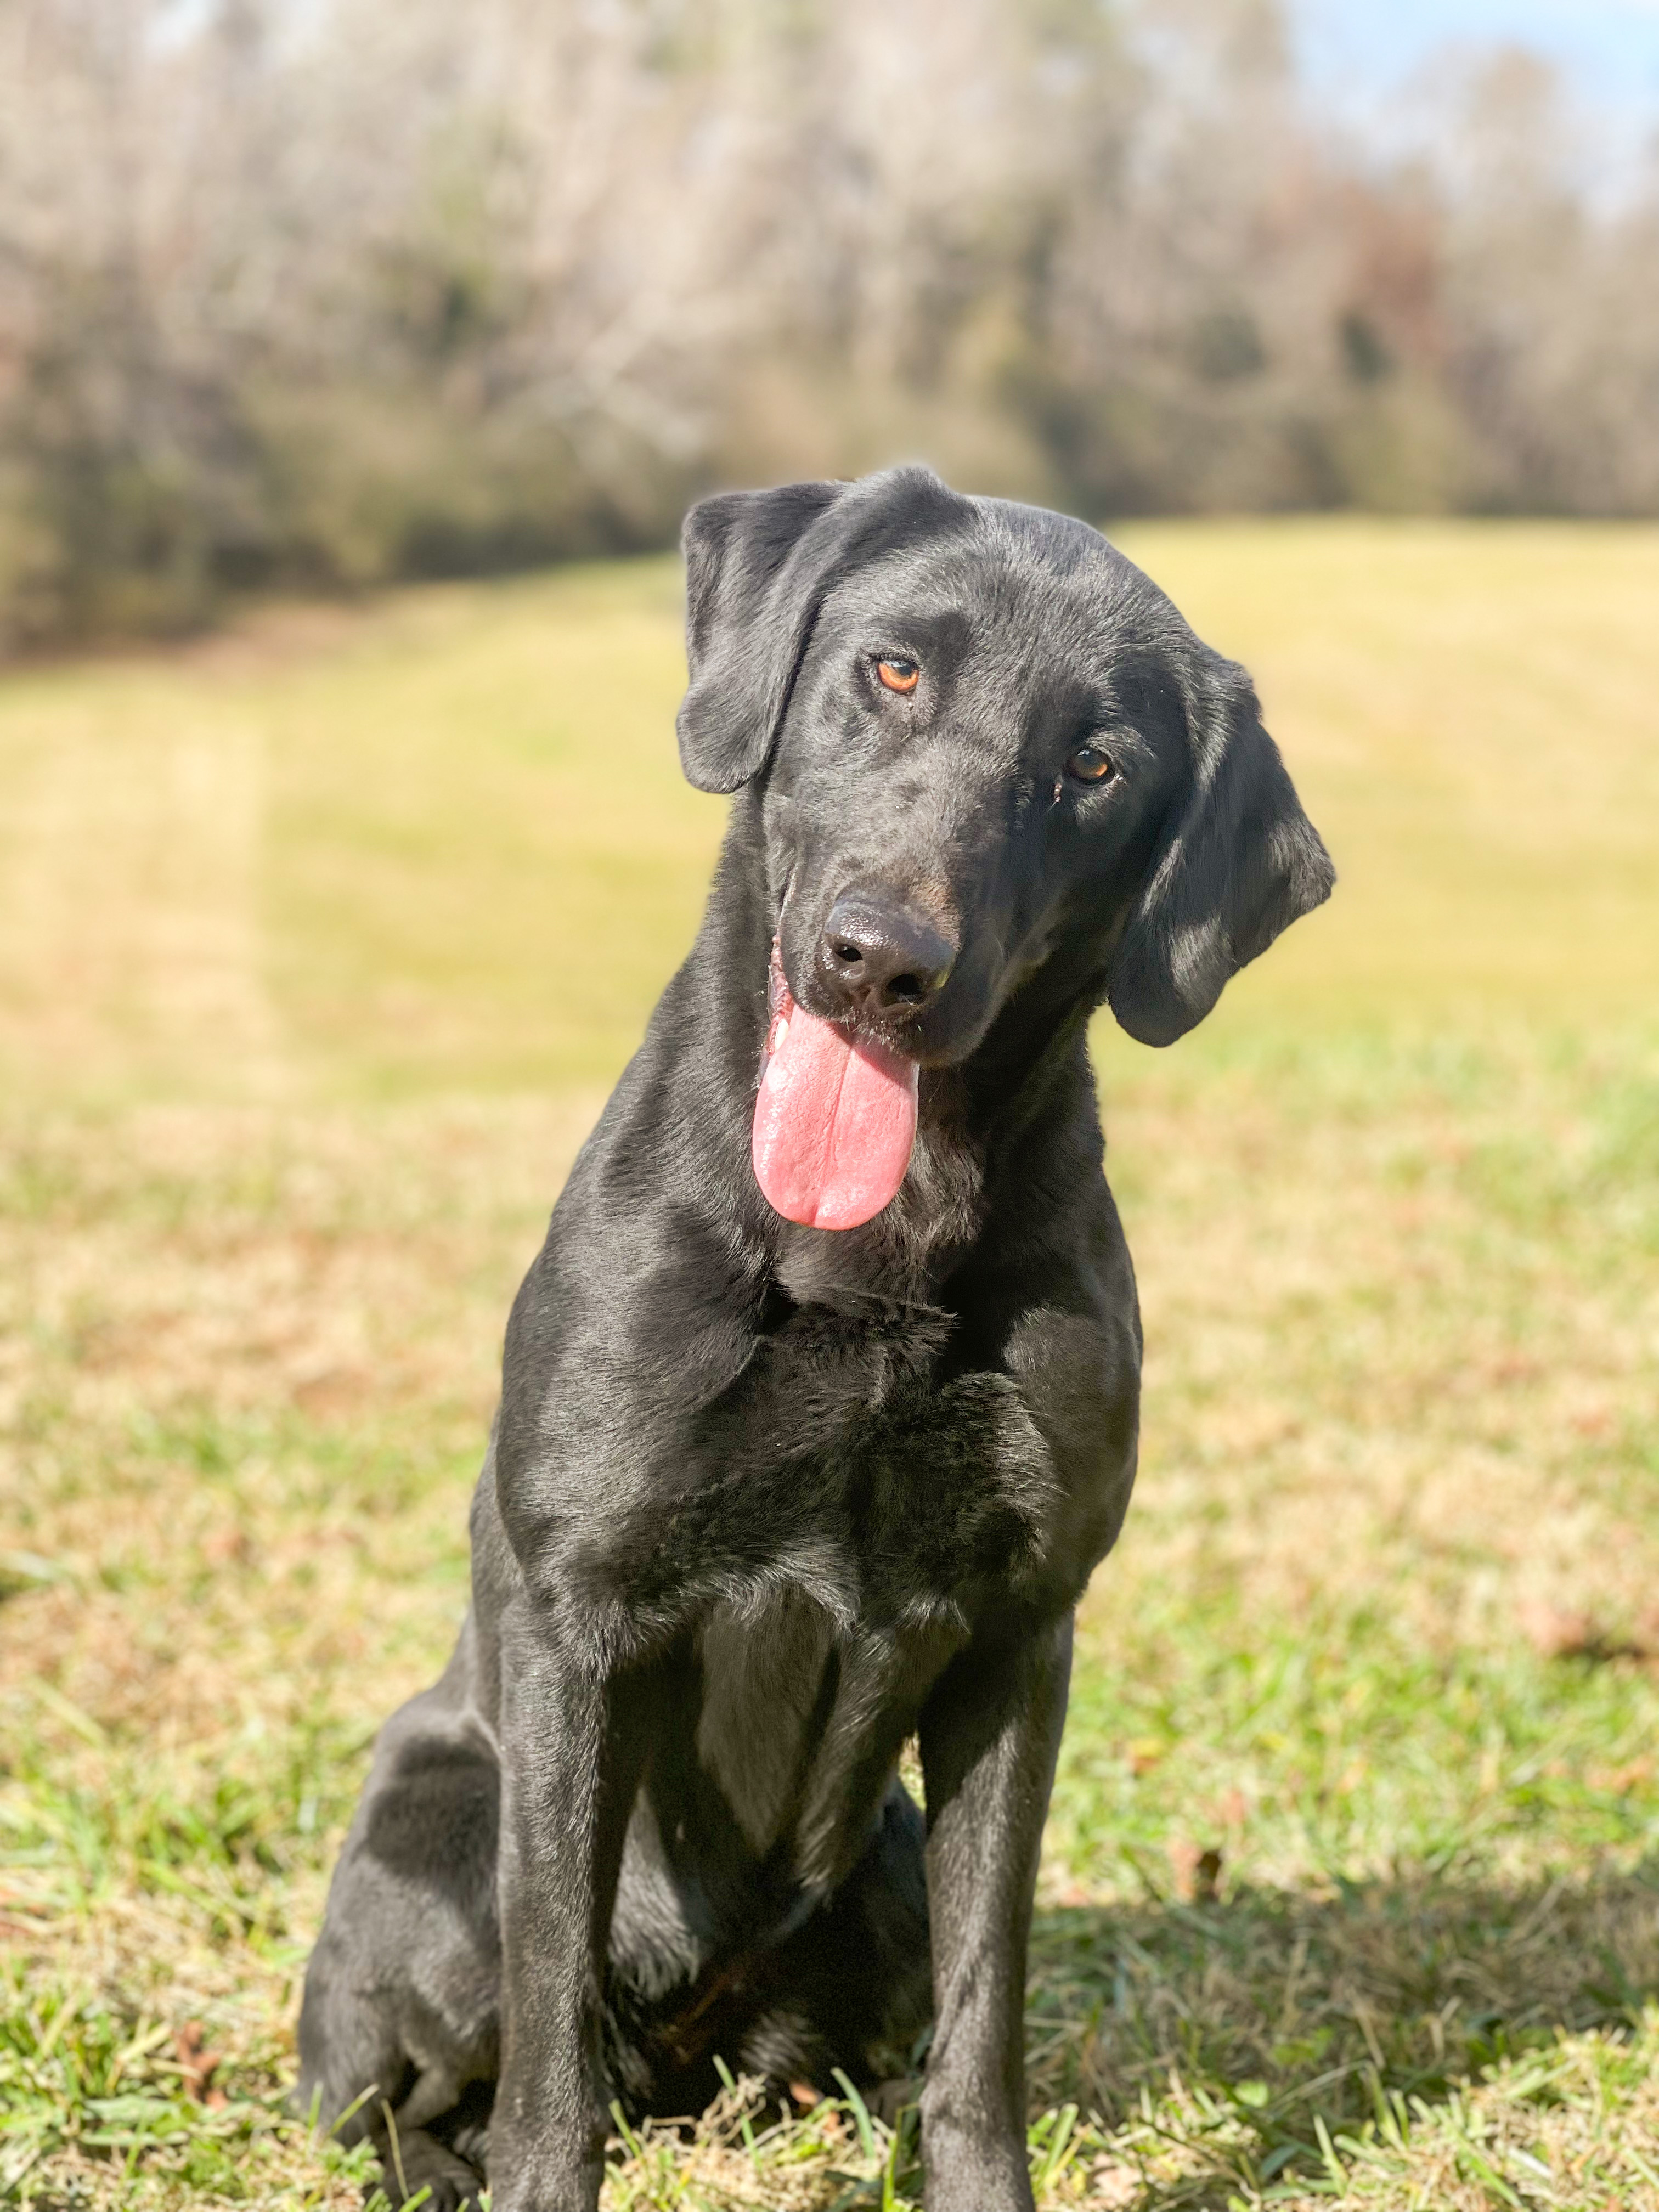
[818,896,957,1015]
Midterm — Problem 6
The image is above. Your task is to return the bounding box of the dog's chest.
[689,1585,947,1887]
[699,1328,1064,1629]
[841,1365,1061,1614]
[636,1325,1066,1886]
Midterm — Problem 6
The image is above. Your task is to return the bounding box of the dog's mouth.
[751,943,918,1231]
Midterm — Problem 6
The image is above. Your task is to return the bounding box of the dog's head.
[678,466,1334,1226]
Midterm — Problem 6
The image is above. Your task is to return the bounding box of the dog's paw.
[367,2132,486,2212]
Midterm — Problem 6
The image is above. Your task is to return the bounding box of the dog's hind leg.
[741,1775,932,2097]
[296,1669,503,2174]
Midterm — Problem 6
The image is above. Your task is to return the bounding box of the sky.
[1290,0,1659,190]
[1294,0,1659,105]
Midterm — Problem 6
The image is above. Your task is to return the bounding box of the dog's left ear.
[676,479,850,794]
[1107,653,1335,1046]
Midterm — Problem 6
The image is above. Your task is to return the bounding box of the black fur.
[296,467,1334,2211]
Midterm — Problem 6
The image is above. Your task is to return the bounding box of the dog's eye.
[1066,742,1117,784]
[876,658,921,694]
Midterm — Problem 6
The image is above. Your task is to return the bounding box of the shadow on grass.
[1026,1858,1659,2203]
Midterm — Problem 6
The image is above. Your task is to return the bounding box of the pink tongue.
[752,983,919,1231]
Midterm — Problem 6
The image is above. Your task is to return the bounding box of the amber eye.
[876,658,921,694]
[1066,742,1117,783]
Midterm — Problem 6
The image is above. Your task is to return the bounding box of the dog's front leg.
[917,1614,1073,2212]
[488,1601,647,2212]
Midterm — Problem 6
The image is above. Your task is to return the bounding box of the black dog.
[297,467,1333,2211]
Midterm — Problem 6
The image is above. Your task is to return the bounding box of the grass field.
[2,520,1657,2210]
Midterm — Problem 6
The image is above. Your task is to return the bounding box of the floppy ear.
[1107,654,1335,1046]
[675,479,850,793]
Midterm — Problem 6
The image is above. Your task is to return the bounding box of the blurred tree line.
[2,0,1655,644]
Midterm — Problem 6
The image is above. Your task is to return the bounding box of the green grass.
[2,521,1657,2208]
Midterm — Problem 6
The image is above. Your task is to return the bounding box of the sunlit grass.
[2,521,1657,2207]
[3,521,1654,1101]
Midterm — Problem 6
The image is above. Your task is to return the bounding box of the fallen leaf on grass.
[173,2019,228,2108]
[201,1526,252,1568]
[1518,1600,1600,1660]
[1519,1601,1659,1664]
[1087,2157,1141,2208]
[1585,1758,1654,1795]
[1168,1839,1223,1904]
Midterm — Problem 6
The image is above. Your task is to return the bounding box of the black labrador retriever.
[297,466,1333,2211]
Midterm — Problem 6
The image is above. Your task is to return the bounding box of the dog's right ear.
[676,480,850,794]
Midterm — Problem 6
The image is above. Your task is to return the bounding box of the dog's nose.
[818,897,957,1015]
